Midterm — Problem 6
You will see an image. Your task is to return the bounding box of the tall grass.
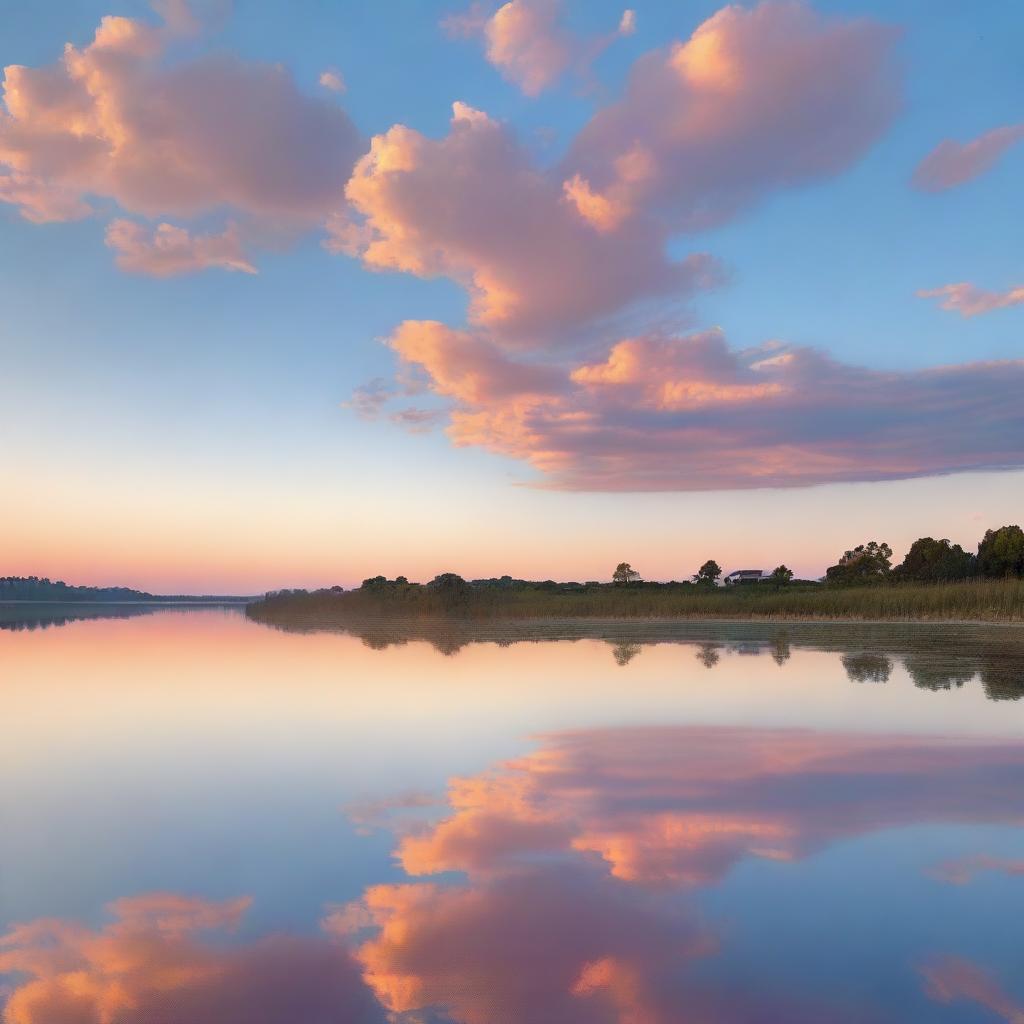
[248,578,1024,625]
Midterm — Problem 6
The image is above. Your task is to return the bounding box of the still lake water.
[2,604,1023,1023]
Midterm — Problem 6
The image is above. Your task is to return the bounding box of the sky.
[1,0,1022,593]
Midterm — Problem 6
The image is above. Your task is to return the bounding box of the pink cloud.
[913,123,1024,192]
[918,281,1024,318]
[563,1,900,231]
[390,326,1024,490]
[318,68,346,93]
[443,0,636,96]
[0,892,385,1024]
[0,5,362,264]
[920,956,1024,1023]
[331,103,718,344]
[0,171,91,223]
[389,319,565,403]
[105,218,256,276]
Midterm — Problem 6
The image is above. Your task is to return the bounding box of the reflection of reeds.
[248,578,1024,626]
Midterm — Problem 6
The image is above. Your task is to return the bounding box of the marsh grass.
[248,578,1024,625]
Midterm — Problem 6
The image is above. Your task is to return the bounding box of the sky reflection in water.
[2,607,1023,1023]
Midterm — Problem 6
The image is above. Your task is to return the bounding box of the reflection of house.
[723,569,765,585]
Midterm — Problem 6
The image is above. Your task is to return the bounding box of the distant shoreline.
[0,599,251,605]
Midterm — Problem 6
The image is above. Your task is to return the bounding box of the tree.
[612,562,641,585]
[769,565,794,587]
[427,572,471,609]
[825,541,892,586]
[693,560,722,586]
[977,525,1024,578]
[895,537,974,582]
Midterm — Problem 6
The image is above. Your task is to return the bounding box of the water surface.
[2,606,1023,1022]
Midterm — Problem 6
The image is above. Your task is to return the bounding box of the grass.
[247,577,1024,626]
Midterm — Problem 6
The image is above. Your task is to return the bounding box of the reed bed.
[249,578,1024,625]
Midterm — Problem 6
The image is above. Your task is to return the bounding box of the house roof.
[726,569,764,576]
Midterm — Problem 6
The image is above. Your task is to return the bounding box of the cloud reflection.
[373,726,1024,888]
[331,723,1024,1022]
[0,894,384,1024]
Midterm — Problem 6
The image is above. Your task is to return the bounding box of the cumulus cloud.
[0,4,362,266]
[918,281,1024,318]
[331,103,719,344]
[105,218,256,275]
[0,892,385,1024]
[389,325,1024,491]
[913,123,1024,192]
[562,1,900,231]
[339,2,924,491]
[443,0,636,96]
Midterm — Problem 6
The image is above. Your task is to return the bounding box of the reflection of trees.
[249,615,1024,702]
[611,641,642,666]
[770,633,791,666]
[841,653,893,684]
[0,603,170,632]
[696,643,721,669]
[978,660,1023,701]
[903,654,974,692]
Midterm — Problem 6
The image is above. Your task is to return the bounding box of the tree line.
[611,525,1024,589]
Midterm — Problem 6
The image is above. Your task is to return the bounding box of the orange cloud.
[388,320,564,403]
[387,326,1024,490]
[918,281,1024,318]
[443,0,636,96]
[0,170,91,223]
[0,893,385,1024]
[913,123,1024,192]
[563,1,900,231]
[105,219,256,276]
[331,102,715,344]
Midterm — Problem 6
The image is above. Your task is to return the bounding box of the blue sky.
[2,0,1021,591]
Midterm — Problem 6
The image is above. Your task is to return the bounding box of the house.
[723,569,765,585]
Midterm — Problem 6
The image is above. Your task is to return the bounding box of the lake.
[2,604,1023,1023]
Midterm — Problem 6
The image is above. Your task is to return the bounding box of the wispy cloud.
[920,956,1024,1023]
[913,123,1024,191]
[918,281,1024,318]
[105,219,257,276]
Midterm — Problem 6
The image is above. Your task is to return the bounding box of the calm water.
[2,605,1023,1023]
